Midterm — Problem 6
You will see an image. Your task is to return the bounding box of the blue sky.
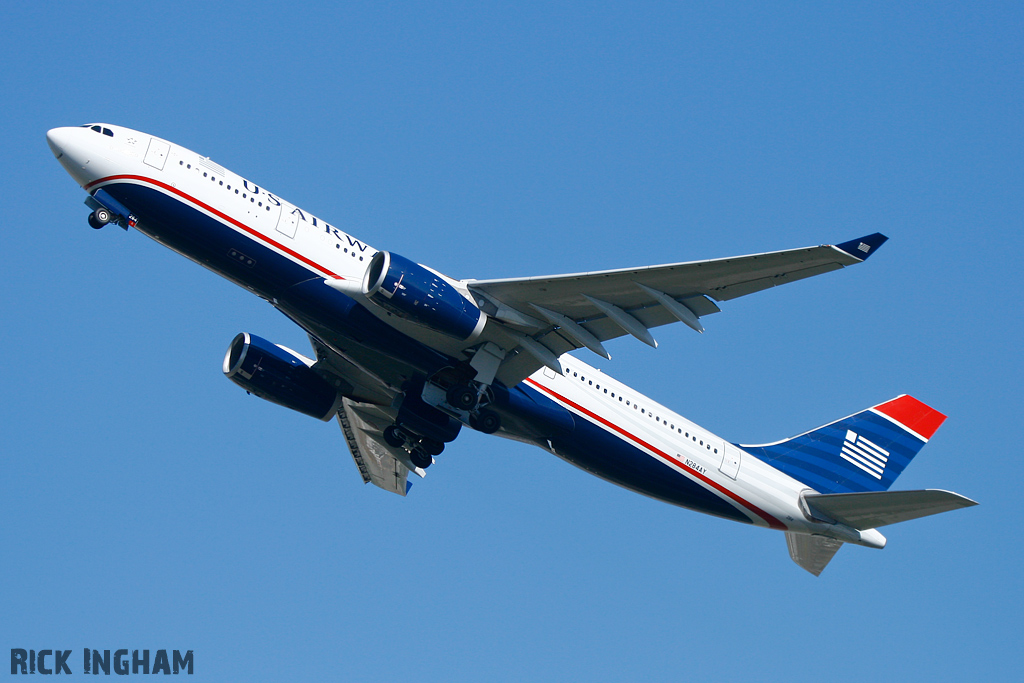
[3,2,1021,680]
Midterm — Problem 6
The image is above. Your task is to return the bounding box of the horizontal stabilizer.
[804,489,978,530]
[786,532,844,576]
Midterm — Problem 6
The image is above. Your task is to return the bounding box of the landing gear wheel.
[471,410,501,434]
[446,384,478,411]
[420,439,445,456]
[383,425,405,448]
[88,208,112,230]
[409,448,432,469]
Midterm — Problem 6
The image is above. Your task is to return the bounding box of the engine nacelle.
[362,251,485,341]
[223,332,343,421]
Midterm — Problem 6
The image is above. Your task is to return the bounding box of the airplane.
[46,123,976,575]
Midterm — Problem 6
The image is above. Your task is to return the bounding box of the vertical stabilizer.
[743,395,946,494]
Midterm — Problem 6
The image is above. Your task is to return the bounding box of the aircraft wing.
[469,233,887,385]
[336,398,427,496]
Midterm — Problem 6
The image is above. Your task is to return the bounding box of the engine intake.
[223,332,343,421]
[363,251,484,340]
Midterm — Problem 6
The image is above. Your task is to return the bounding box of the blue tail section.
[741,395,946,494]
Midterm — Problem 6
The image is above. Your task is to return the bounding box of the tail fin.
[743,395,946,494]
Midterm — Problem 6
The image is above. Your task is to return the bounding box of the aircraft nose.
[46,127,73,158]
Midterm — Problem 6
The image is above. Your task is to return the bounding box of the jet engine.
[223,332,343,421]
[361,251,484,340]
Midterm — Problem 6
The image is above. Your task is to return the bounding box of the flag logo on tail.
[841,430,890,480]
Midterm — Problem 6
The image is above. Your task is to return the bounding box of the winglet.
[834,233,888,261]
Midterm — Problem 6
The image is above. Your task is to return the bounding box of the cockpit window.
[82,124,114,137]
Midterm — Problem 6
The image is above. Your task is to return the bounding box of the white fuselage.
[46,123,885,547]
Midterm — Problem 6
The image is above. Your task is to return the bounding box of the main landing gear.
[383,425,444,470]
[432,374,499,432]
[446,384,478,411]
[469,408,501,434]
[437,342,506,434]
[439,382,501,434]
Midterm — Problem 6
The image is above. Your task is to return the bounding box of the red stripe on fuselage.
[524,378,787,530]
[85,174,346,281]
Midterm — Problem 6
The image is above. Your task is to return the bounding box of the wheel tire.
[383,425,405,448]
[421,439,445,456]
[447,384,478,411]
[472,410,501,434]
[88,211,109,229]
[409,448,432,469]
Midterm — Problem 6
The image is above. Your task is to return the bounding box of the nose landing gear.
[88,208,112,229]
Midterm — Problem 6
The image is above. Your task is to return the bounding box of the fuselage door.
[143,138,170,170]
[719,443,742,480]
[276,201,299,239]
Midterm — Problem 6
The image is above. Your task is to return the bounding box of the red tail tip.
[874,395,947,441]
